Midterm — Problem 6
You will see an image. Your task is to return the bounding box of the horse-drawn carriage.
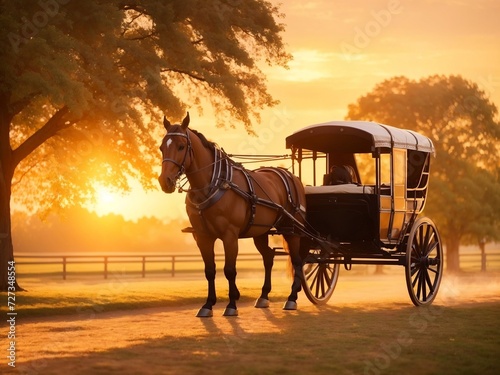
[286,121,443,307]
[159,114,443,316]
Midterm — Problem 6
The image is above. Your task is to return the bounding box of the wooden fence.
[13,251,500,280]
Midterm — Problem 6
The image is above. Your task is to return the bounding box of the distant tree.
[0,0,290,290]
[346,75,500,272]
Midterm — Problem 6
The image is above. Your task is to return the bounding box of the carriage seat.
[305,184,374,195]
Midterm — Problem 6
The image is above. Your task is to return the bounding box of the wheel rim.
[405,218,443,306]
[302,249,340,305]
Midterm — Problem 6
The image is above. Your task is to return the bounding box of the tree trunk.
[445,236,461,273]
[478,239,486,272]
[0,162,21,291]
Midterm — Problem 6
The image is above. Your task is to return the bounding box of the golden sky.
[89,0,500,222]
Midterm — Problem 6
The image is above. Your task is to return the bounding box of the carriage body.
[285,121,443,306]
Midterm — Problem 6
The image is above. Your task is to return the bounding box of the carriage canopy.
[285,121,435,154]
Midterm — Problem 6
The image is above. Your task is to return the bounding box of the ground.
[3,270,500,375]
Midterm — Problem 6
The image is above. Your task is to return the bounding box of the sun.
[88,185,120,216]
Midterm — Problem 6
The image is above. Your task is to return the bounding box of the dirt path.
[5,272,500,374]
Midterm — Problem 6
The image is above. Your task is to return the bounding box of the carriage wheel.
[405,217,443,306]
[301,249,340,305]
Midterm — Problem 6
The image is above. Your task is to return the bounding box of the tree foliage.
[346,75,500,271]
[0,0,290,289]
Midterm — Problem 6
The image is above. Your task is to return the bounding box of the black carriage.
[286,121,443,306]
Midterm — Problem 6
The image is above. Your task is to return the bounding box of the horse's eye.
[178,145,185,151]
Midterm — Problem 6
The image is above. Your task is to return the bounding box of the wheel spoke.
[423,225,431,250]
[305,263,319,281]
[427,266,438,274]
[416,269,422,300]
[309,267,319,293]
[425,269,435,294]
[314,266,322,297]
[426,239,438,256]
[421,268,427,301]
[412,267,421,288]
[410,264,419,277]
[316,267,325,297]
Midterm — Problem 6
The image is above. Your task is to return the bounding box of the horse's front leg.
[253,234,275,308]
[283,235,303,310]
[195,235,217,317]
[222,231,240,316]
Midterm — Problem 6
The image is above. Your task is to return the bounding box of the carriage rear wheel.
[301,249,340,305]
[405,217,443,306]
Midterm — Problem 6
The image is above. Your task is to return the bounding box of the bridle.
[161,131,192,183]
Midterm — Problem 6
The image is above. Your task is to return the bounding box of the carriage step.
[181,227,195,233]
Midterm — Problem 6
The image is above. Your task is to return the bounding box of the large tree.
[346,75,500,272]
[0,0,290,290]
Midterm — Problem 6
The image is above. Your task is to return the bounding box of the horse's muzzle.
[158,175,176,194]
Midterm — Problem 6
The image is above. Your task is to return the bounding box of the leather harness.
[163,132,304,237]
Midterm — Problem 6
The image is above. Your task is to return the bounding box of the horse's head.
[158,112,191,193]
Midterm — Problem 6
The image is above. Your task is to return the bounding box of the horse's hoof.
[196,308,213,317]
[222,307,238,316]
[254,298,270,308]
[283,300,297,310]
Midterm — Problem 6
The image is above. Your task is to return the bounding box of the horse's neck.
[186,131,216,191]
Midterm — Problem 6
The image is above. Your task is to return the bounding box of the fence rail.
[15,253,286,280]
[14,251,500,280]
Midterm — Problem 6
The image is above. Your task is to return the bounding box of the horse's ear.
[163,116,171,131]
[181,112,190,129]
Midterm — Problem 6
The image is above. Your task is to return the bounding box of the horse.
[158,112,308,317]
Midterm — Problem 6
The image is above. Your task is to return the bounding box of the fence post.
[172,255,175,277]
[104,256,108,279]
[142,256,146,278]
[62,257,67,280]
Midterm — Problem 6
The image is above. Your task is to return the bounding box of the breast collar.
[187,147,233,211]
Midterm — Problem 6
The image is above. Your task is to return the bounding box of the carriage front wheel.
[301,248,340,305]
[405,217,443,306]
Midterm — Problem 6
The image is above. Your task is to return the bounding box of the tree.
[346,75,500,272]
[0,0,290,290]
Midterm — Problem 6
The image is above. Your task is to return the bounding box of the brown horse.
[158,113,307,317]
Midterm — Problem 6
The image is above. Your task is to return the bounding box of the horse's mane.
[190,128,218,152]
[169,124,219,153]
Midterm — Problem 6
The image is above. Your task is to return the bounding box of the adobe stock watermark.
[213,0,243,22]
[236,106,294,155]
[8,0,70,53]
[340,0,403,60]
[363,281,459,375]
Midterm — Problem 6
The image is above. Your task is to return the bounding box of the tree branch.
[12,106,70,168]
[161,68,206,83]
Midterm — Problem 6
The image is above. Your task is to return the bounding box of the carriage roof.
[285,121,435,154]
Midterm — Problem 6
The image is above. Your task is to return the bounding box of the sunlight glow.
[88,185,119,217]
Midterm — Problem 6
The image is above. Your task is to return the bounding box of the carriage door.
[380,148,407,242]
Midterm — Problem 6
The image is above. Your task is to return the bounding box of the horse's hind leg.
[253,234,275,308]
[196,235,217,317]
[283,234,303,310]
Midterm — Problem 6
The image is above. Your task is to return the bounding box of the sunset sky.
[89,0,500,222]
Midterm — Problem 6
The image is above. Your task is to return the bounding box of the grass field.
[2,270,500,375]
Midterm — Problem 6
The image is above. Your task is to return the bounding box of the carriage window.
[380,153,391,186]
[393,149,406,186]
[354,153,376,185]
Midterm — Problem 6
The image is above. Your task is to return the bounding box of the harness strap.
[187,149,233,211]
[235,166,257,237]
